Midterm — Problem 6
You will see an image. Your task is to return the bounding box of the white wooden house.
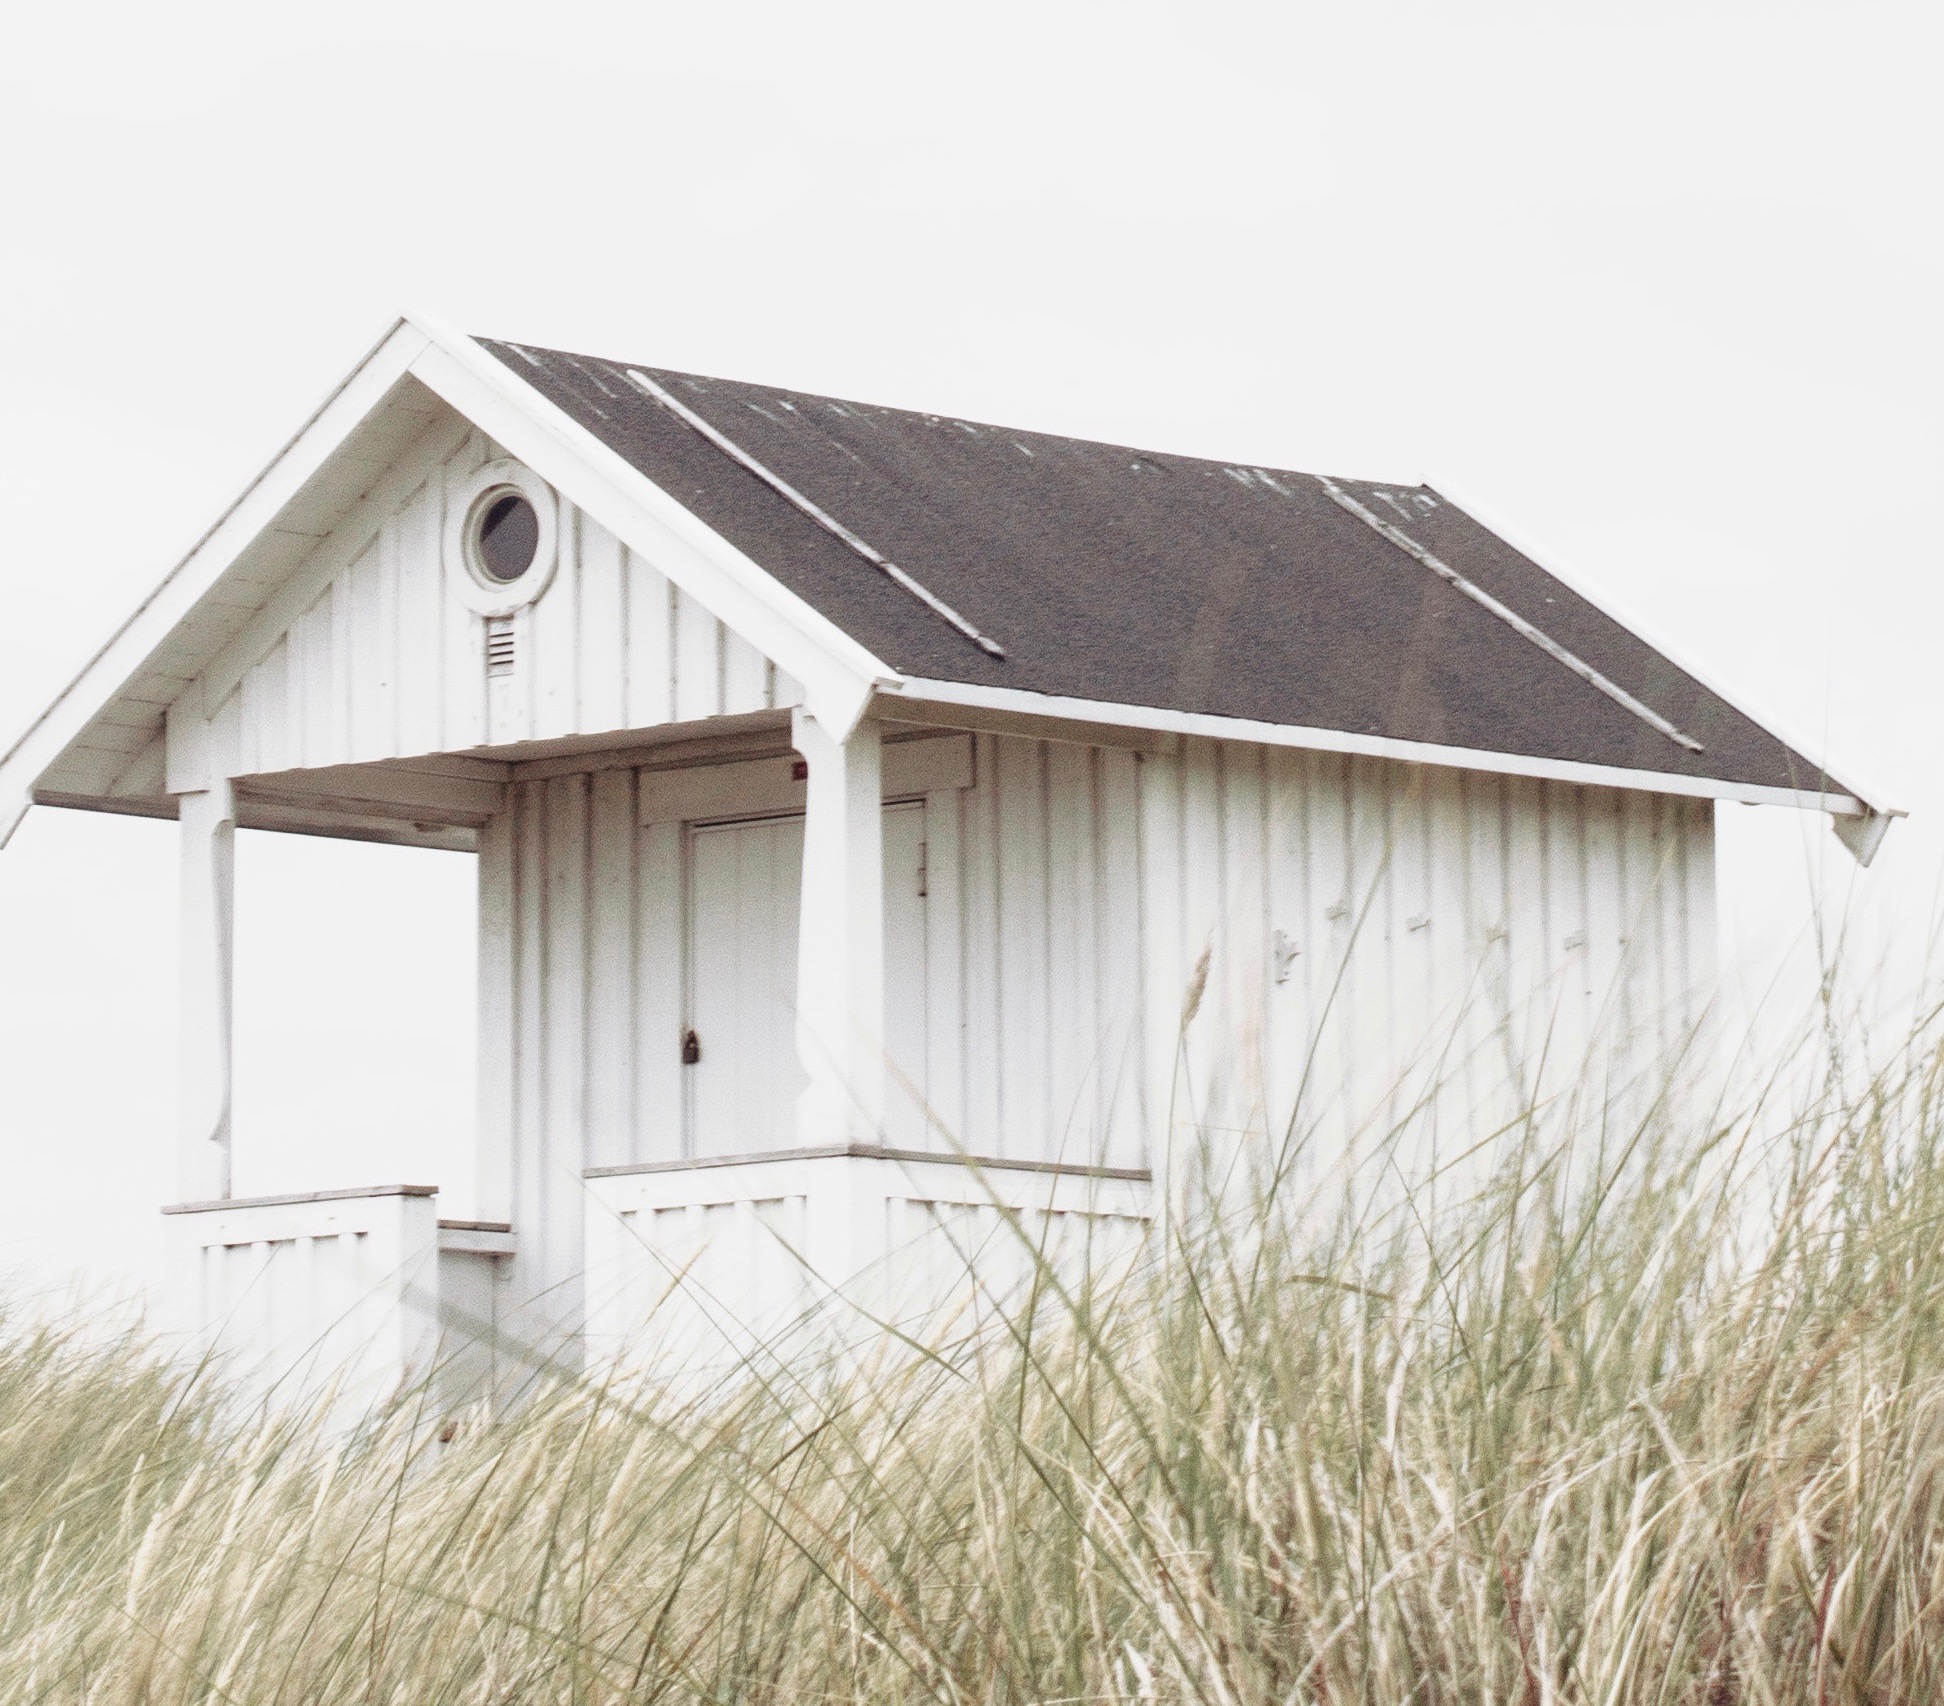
[0,315,1897,1401]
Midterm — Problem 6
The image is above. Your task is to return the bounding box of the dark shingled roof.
[485,338,1828,796]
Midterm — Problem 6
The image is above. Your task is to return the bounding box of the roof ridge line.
[1316,476,1704,756]
[623,368,1007,661]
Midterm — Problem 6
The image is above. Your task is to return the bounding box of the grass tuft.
[12,1009,1944,1701]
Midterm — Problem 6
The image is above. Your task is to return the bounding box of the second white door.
[686,803,930,1157]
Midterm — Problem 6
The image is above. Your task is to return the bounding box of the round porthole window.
[443,459,560,615]
[472,491,540,583]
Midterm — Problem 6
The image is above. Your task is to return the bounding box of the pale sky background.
[1,0,1938,1306]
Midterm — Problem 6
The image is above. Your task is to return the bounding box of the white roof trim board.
[0,314,1903,864]
[881,676,1868,814]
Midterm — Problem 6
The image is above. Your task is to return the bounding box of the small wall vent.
[485,615,517,678]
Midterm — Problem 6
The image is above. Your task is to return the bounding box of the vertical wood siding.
[222,423,799,776]
[1129,743,1718,1215]
[478,728,1716,1312]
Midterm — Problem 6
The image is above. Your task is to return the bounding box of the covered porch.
[161,704,1153,1405]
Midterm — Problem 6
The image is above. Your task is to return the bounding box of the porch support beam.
[177,780,236,1201]
[791,707,885,1147]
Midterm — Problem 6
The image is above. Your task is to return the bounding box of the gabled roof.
[0,314,1900,862]
[493,338,1881,808]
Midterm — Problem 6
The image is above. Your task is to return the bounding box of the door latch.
[681,1029,702,1065]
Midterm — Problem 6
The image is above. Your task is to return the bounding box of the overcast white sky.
[1,0,1938,1304]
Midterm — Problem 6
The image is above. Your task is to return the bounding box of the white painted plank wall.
[479,727,1712,1319]
[219,426,800,777]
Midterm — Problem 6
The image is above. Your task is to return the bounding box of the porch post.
[177,780,236,1202]
[791,707,884,1148]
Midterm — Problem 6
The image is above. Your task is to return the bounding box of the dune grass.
[9,1011,1944,1702]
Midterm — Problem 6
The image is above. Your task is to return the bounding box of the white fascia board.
[0,319,432,848]
[881,676,1873,815]
[402,312,895,738]
[1427,473,1905,822]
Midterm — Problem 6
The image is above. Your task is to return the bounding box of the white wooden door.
[686,804,929,1157]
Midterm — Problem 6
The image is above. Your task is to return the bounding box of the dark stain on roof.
[484,338,1827,796]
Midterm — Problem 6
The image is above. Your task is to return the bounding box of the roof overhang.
[1424,476,1903,864]
[882,674,1883,812]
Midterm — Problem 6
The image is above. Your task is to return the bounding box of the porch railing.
[161,1185,514,1419]
[582,1145,1153,1376]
